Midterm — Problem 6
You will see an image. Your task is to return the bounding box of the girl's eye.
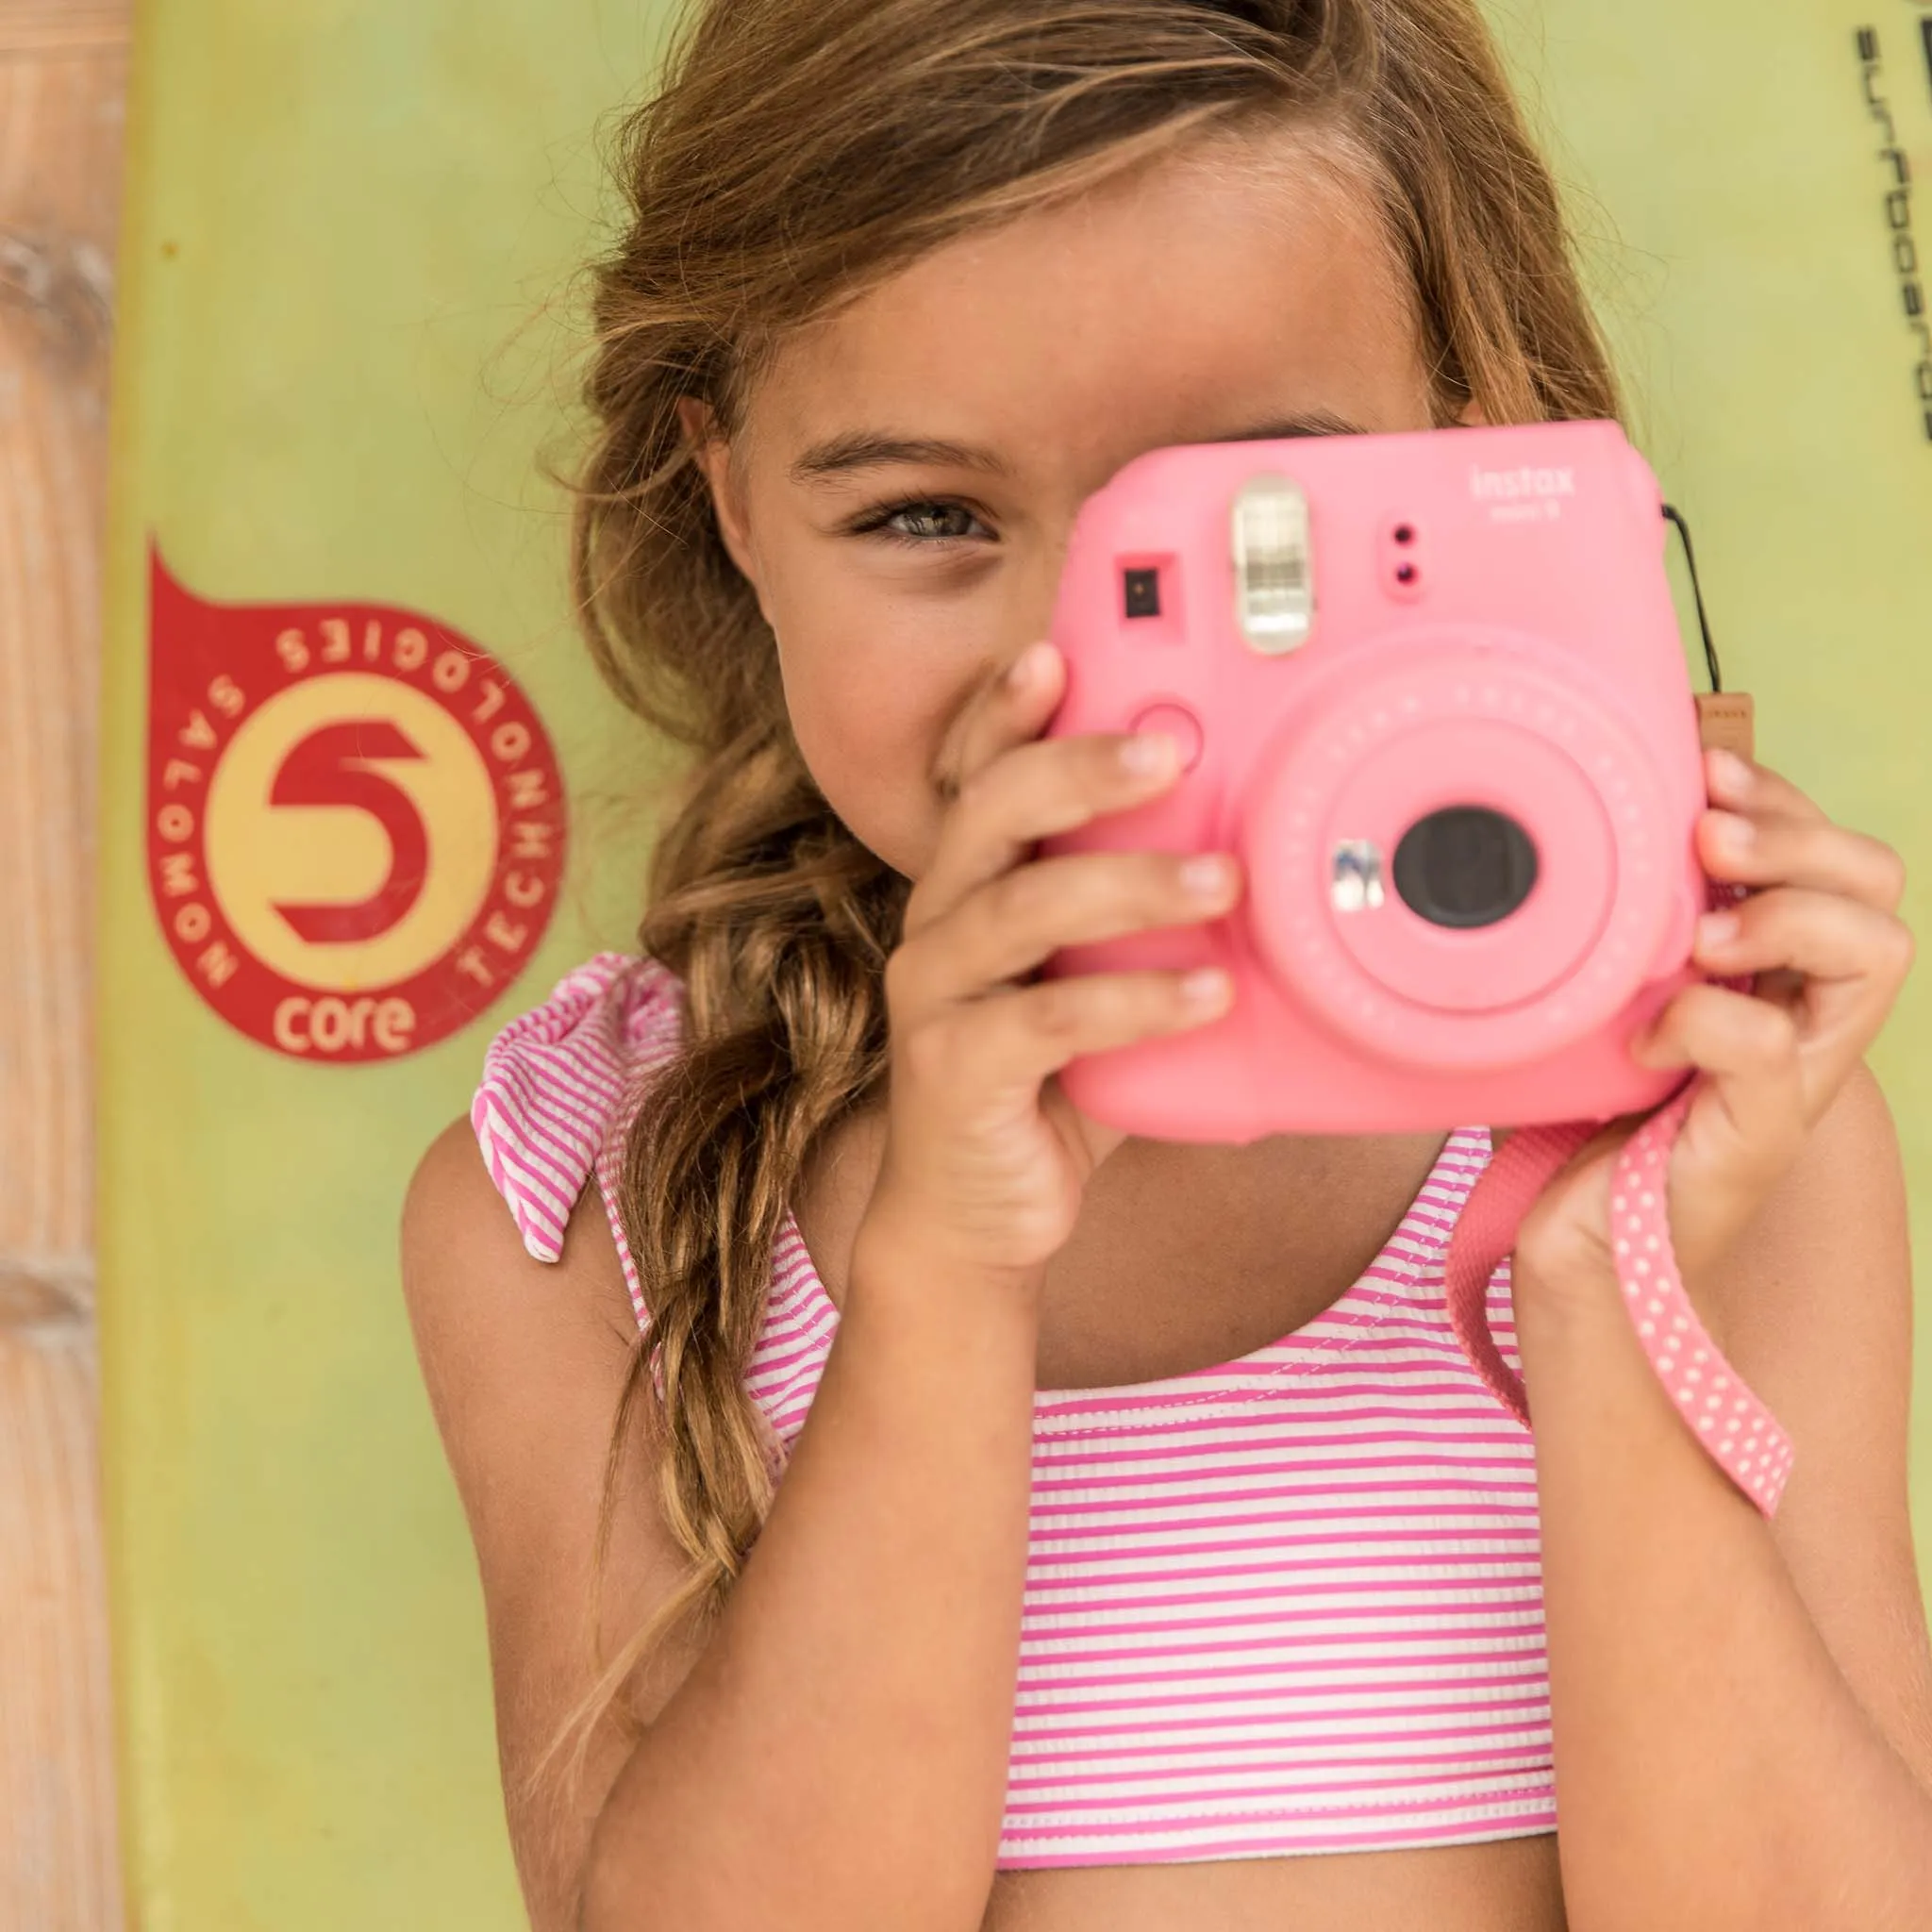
[858,499,993,545]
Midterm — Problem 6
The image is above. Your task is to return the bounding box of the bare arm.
[1519,1073,1932,1932]
[404,1120,1041,1932]
[401,1120,693,1928]
[581,1215,1041,1932]
[403,641,1235,1930]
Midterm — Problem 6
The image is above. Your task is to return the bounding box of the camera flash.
[1233,475,1313,654]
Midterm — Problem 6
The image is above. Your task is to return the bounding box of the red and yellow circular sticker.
[145,548,568,1062]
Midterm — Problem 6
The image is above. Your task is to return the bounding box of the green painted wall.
[99,6,678,1926]
[97,2,1931,1926]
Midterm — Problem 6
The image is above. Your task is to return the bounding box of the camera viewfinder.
[1124,568,1161,620]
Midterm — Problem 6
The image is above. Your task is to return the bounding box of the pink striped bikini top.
[473,952,1556,1869]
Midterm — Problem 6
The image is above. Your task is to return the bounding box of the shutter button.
[1128,702,1204,772]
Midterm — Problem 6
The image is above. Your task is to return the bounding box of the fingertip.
[1006,639,1063,699]
[1692,908,1741,961]
[1698,808,1755,873]
[949,642,1065,787]
[1628,1016,1687,1072]
[1177,966,1234,1014]
[1706,745,1755,805]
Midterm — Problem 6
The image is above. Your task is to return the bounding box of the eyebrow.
[789,411,1364,483]
[1213,410,1366,442]
[791,433,1010,482]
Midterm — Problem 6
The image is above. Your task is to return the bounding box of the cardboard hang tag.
[1695,691,1756,763]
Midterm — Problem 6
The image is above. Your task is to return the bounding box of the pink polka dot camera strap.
[1444,1084,1794,1517]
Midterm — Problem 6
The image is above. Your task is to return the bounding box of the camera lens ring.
[1240,632,1680,1070]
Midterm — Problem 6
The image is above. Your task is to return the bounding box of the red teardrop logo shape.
[144,545,569,1062]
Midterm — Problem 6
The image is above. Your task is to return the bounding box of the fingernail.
[1180,855,1236,899]
[1121,732,1177,777]
[1708,748,1754,799]
[1697,909,1740,950]
[1006,642,1050,691]
[1707,810,1755,857]
[1179,967,1231,1007]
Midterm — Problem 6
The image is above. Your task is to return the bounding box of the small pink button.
[1129,702,1204,772]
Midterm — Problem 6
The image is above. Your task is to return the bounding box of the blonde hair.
[560,0,1619,1765]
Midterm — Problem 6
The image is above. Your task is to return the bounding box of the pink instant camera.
[1042,420,1710,1139]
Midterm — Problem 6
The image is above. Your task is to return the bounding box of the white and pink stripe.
[474,953,1556,1868]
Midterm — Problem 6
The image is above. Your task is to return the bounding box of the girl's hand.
[858,640,1241,1284]
[1516,747,1913,1315]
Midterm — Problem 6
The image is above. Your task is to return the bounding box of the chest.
[758,1135,1552,1878]
[999,1293,1550,1869]
[791,1111,1456,1389]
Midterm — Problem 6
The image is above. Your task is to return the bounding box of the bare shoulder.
[400,1118,691,1925]
[1713,1061,1910,1379]
[1712,1063,1932,1783]
[402,1120,637,1496]
[402,1115,635,1373]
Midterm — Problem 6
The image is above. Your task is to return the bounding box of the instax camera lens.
[1392,807,1539,930]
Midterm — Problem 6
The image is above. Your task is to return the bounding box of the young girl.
[401,2,1932,1926]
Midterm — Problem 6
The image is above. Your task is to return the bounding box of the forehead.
[744,128,1424,479]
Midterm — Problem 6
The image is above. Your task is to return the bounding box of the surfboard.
[95,2,1932,1924]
